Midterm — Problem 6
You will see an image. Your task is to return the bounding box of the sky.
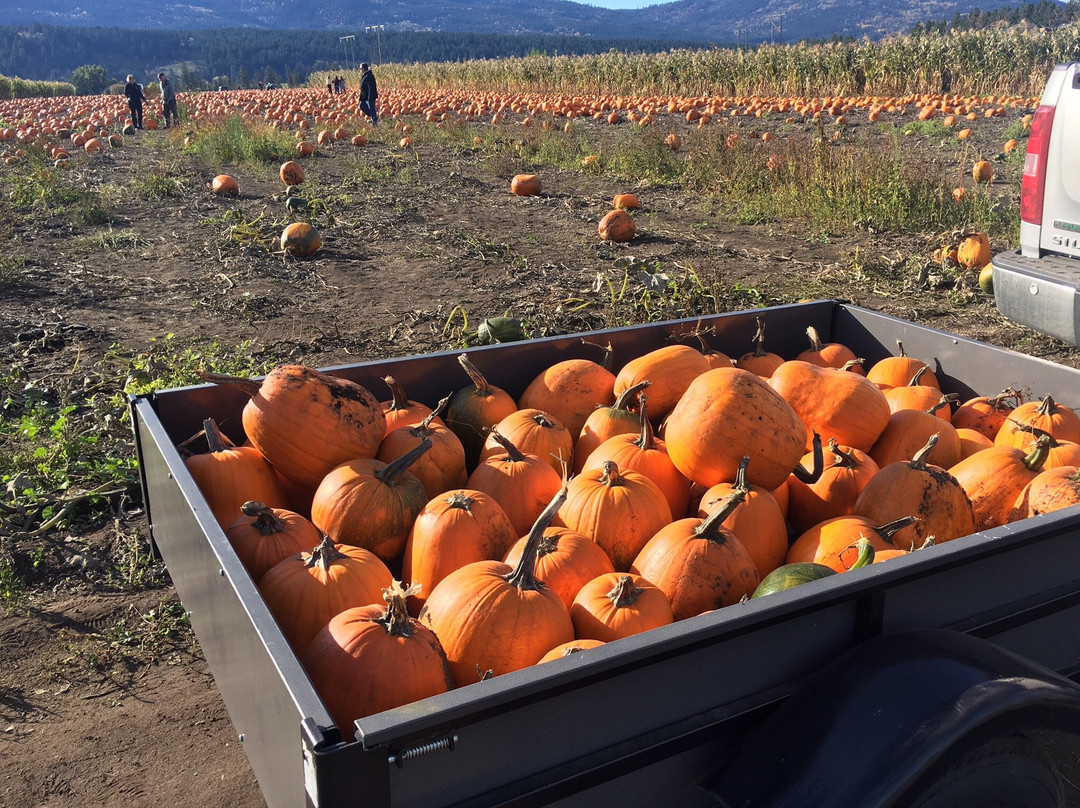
[574,0,679,8]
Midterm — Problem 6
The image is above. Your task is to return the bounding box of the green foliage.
[0,72,75,98]
[70,63,109,95]
[186,115,296,166]
[6,150,108,225]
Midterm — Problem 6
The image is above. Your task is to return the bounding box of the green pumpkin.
[285,196,309,213]
[751,562,836,598]
[476,316,527,344]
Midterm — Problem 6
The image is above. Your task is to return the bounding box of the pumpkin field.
[5,66,1080,807]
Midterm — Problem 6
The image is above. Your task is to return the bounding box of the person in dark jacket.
[157,72,178,129]
[124,74,145,130]
[358,63,378,126]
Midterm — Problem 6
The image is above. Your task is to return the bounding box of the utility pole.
[339,35,355,71]
[364,25,384,65]
[769,14,783,45]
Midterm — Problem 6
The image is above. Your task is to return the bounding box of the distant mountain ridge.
[2,0,1024,44]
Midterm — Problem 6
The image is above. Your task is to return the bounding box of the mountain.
[0,0,1025,44]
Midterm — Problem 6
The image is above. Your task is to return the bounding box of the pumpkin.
[570,573,674,641]
[418,484,575,686]
[736,316,785,378]
[279,159,305,185]
[480,409,574,474]
[445,353,518,471]
[377,397,467,499]
[302,580,452,727]
[865,341,940,391]
[311,439,433,562]
[767,359,892,453]
[948,435,1051,530]
[259,536,393,654]
[598,209,636,242]
[972,160,994,183]
[957,232,991,269]
[796,326,862,373]
[995,395,1080,449]
[613,193,640,210]
[574,380,646,473]
[510,173,541,196]
[201,365,385,490]
[751,562,837,598]
[518,353,616,441]
[952,388,1024,440]
[852,435,976,550]
[503,526,615,610]
[869,403,962,469]
[465,429,564,537]
[695,455,788,578]
[211,174,239,196]
[280,222,321,257]
[665,366,807,492]
[786,439,880,536]
[538,638,606,663]
[787,516,913,572]
[225,500,321,583]
[350,134,367,147]
[555,460,673,571]
[183,418,288,529]
[1012,465,1080,520]
[379,375,439,437]
[882,369,954,420]
[956,428,995,459]
[583,394,690,519]
[612,343,711,425]
[631,490,759,619]
[296,140,315,156]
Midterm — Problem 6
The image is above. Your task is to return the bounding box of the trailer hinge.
[388,733,458,768]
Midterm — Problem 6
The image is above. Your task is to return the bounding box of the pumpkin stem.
[580,339,615,371]
[841,358,865,373]
[445,491,476,512]
[633,394,657,450]
[382,375,414,413]
[876,516,918,545]
[374,580,420,637]
[1023,433,1053,473]
[990,387,1026,409]
[846,536,876,570]
[693,487,748,542]
[751,316,769,359]
[457,354,495,396]
[927,395,958,416]
[374,438,433,486]
[906,364,931,387]
[241,500,287,535]
[826,437,860,470]
[504,483,569,591]
[791,431,824,483]
[410,394,452,437]
[613,380,651,412]
[485,428,527,463]
[201,417,236,453]
[304,535,349,571]
[607,574,644,608]
[732,454,751,494]
[805,325,825,352]
[1037,394,1063,417]
[599,460,625,488]
[909,434,939,469]
[199,369,262,399]
[895,339,909,358]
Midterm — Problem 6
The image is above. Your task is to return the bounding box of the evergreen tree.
[70,63,108,94]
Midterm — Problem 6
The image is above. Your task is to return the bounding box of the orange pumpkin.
[280,222,321,257]
[379,375,439,437]
[735,316,785,378]
[510,173,541,196]
[503,526,615,610]
[612,343,711,425]
[279,159,305,185]
[518,355,616,441]
[948,435,1051,530]
[786,439,880,536]
[570,573,673,641]
[538,638,606,663]
[786,523,897,572]
[956,428,995,459]
[1012,465,1080,520]
[302,581,452,727]
[465,429,564,537]
[612,193,640,210]
[957,232,991,269]
[418,485,574,686]
[377,398,468,499]
[995,395,1080,449]
[225,500,321,583]
[480,409,574,474]
[796,326,862,373]
[865,341,940,391]
[869,406,961,469]
[211,173,239,196]
[573,381,646,473]
[952,388,1024,440]
[598,209,636,242]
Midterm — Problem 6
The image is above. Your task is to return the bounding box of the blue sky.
[575,0,679,8]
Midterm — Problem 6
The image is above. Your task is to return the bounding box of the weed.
[7,151,108,225]
[0,255,29,290]
[187,115,295,166]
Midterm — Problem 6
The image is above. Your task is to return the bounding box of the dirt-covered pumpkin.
[279,160,305,185]
[598,209,636,242]
[280,222,321,257]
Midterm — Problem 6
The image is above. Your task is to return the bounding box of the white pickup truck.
[993,61,1080,344]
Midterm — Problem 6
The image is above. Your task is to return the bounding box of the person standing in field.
[124,75,145,130]
[157,72,178,129]
[358,63,378,126]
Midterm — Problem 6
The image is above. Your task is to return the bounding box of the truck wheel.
[906,735,1061,808]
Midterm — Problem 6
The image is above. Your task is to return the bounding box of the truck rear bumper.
[993,249,1080,345]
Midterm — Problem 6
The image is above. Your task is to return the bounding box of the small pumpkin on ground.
[280,222,321,257]
[510,173,541,196]
[211,173,239,197]
[598,209,636,242]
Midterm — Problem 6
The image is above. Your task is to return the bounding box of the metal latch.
[388,733,458,767]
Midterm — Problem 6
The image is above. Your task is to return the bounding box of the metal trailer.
[129,300,1080,808]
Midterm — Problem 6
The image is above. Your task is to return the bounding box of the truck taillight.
[1021,104,1055,226]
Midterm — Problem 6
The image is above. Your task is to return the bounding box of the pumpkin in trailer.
[994,395,1080,449]
[211,174,239,197]
[869,401,962,469]
[865,340,941,391]
[402,489,519,616]
[183,418,288,529]
[948,434,1052,530]
[503,525,615,611]
[418,484,575,687]
[311,439,433,563]
[631,490,759,620]
[510,173,541,196]
[1012,465,1080,520]
[258,536,393,654]
[377,396,467,499]
[200,364,385,490]
[751,561,837,599]
[445,353,519,471]
[225,500,322,583]
[279,159,305,185]
[538,639,606,663]
[302,580,453,727]
[598,209,636,242]
[881,367,953,420]
[480,408,574,475]
[574,381,647,474]
[786,516,913,572]
[957,428,995,459]
[786,439,880,536]
[379,375,441,437]
[570,573,674,641]
[554,460,673,572]
[796,326,863,373]
[736,317,785,379]
[612,343,711,426]
[517,350,617,441]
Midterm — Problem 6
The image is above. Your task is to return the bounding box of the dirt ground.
[3,109,1080,808]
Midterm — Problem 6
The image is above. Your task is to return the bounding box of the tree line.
[912,0,1080,34]
[0,24,703,93]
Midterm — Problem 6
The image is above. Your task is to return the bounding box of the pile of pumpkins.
[184,319,1080,729]
[933,230,995,294]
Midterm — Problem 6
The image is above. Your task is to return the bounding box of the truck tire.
[906,735,1061,808]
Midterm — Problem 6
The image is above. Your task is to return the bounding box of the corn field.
[0,74,76,99]
[367,23,1080,99]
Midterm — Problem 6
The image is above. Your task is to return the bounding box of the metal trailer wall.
[130,301,1080,808]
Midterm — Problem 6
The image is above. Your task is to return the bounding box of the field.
[4,77,1080,807]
